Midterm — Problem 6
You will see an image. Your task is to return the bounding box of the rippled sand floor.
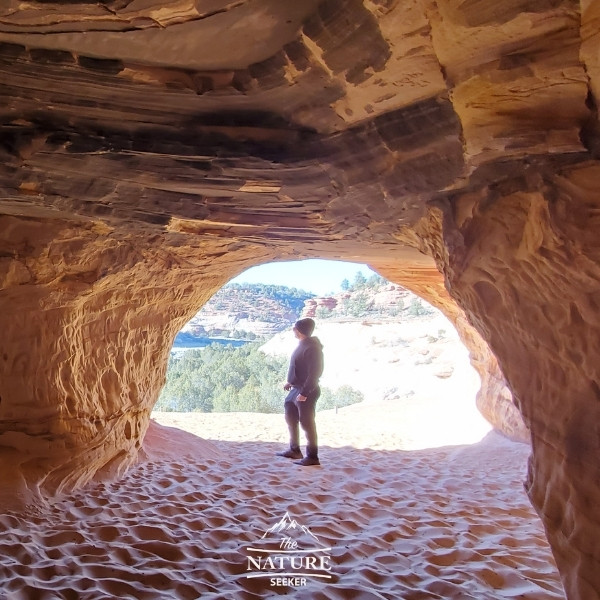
[0,412,565,600]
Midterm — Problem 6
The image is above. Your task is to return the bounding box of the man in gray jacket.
[276,318,324,466]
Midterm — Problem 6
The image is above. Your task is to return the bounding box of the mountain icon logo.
[245,511,334,586]
[260,511,320,543]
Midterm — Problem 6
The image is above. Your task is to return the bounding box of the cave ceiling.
[0,0,593,264]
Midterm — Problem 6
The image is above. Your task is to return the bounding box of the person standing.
[276,318,324,466]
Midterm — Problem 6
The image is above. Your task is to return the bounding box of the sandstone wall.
[0,214,271,499]
[418,161,600,600]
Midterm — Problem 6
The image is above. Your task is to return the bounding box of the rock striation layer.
[0,1,599,598]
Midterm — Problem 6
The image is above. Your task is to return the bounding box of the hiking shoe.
[276,449,303,460]
[294,457,320,466]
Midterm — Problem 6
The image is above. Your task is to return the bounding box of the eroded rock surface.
[0,1,599,597]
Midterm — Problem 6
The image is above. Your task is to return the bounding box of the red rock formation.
[0,1,599,597]
[317,297,338,309]
[303,299,319,318]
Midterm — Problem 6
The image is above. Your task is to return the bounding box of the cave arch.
[0,241,520,496]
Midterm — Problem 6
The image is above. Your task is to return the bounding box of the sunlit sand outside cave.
[0,389,566,599]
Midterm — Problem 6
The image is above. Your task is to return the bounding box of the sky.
[230,259,377,296]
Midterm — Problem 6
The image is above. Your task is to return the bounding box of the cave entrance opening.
[152,258,491,451]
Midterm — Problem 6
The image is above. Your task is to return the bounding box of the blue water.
[172,332,249,352]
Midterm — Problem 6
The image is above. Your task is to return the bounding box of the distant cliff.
[180,283,315,340]
[301,281,430,321]
[179,275,433,343]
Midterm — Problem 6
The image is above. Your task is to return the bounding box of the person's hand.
[297,394,307,402]
[283,383,292,391]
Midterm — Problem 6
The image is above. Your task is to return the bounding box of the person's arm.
[297,345,323,400]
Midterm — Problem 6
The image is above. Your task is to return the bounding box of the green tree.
[353,272,367,289]
[346,291,370,317]
[318,385,364,411]
[315,306,333,319]
[366,274,386,288]
[408,297,433,317]
[154,342,364,415]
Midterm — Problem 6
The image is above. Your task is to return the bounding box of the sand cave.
[0,1,599,598]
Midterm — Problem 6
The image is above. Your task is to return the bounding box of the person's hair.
[294,318,315,336]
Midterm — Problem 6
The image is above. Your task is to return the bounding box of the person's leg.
[297,390,319,460]
[284,388,301,452]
